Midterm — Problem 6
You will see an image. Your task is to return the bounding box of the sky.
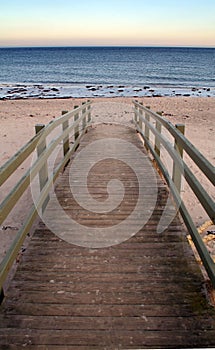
[0,0,214,47]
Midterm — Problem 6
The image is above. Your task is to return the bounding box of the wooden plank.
[0,329,215,347]
[7,279,202,294]
[0,301,196,317]
[1,314,214,331]
[4,291,207,307]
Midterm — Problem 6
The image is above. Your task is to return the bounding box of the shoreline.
[0,83,214,100]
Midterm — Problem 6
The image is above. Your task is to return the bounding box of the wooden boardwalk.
[0,124,215,349]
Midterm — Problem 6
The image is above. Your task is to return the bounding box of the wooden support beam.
[87,100,91,123]
[144,106,150,150]
[82,102,87,134]
[138,102,143,130]
[172,123,185,194]
[74,105,80,151]
[0,287,4,304]
[62,111,69,157]
[155,112,162,157]
[35,124,49,213]
[134,101,138,124]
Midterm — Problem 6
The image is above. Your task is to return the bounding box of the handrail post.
[138,102,143,131]
[62,110,70,168]
[172,123,185,194]
[87,100,91,123]
[0,287,4,304]
[155,112,162,157]
[74,105,80,150]
[35,124,49,213]
[62,111,69,157]
[82,102,87,134]
[74,105,79,140]
[145,106,150,150]
[134,101,138,125]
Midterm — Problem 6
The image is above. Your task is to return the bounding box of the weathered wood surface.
[0,124,215,349]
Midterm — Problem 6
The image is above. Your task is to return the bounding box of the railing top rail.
[0,101,91,187]
[0,130,43,187]
[135,113,215,223]
[39,100,91,138]
[133,100,215,186]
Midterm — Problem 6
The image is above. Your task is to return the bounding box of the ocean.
[0,46,214,99]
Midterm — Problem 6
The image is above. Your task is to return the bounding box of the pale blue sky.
[0,0,214,47]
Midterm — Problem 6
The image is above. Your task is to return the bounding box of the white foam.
[0,83,214,100]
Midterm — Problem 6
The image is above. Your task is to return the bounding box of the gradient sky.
[0,0,214,47]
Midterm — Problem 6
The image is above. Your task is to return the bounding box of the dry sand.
[0,97,214,265]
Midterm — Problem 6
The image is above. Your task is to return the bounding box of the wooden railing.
[0,99,214,299]
[0,101,92,298]
[133,100,215,288]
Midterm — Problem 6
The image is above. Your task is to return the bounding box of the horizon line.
[0,44,215,49]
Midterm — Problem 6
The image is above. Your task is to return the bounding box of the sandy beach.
[0,96,214,265]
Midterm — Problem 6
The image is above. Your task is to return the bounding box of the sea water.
[0,46,214,99]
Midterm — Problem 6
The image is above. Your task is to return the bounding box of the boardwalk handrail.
[133,100,215,288]
[0,101,92,295]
